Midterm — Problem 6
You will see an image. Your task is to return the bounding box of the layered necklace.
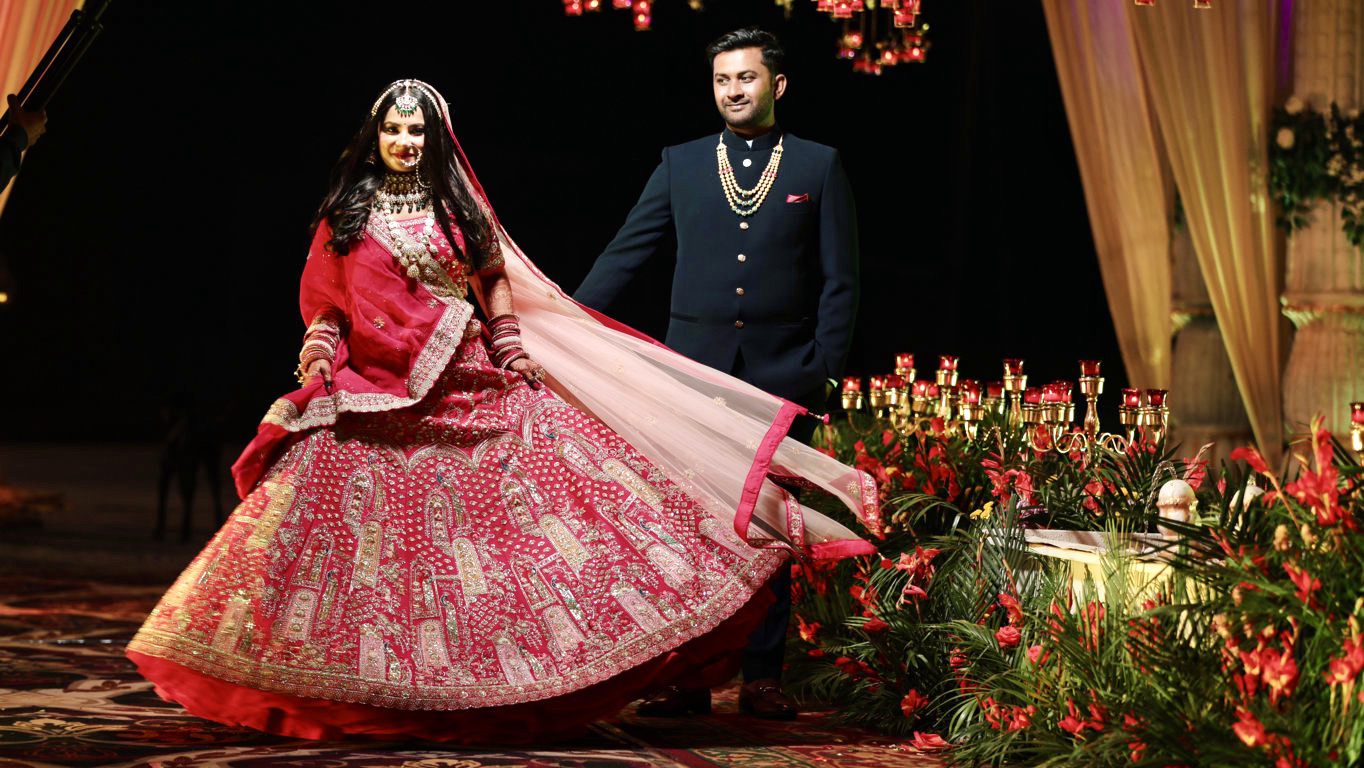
[374,171,436,279]
[716,133,784,217]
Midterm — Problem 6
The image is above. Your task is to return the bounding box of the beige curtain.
[1040,0,1173,390]
[1127,1,1283,461]
[1,0,84,214]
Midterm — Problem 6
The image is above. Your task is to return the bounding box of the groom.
[575,27,860,719]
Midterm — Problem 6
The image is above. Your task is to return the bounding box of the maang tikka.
[393,88,419,117]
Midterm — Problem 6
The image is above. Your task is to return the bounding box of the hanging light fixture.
[813,0,930,74]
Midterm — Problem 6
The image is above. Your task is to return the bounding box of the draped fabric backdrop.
[1043,1,1285,462]
[0,0,83,216]
[1040,0,1173,392]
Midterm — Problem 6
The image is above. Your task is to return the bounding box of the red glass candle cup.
[1023,387,1043,405]
[1079,360,1101,377]
[1145,389,1167,407]
[869,375,886,391]
[1122,388,1141,408]
[985,381,1004,399]
[896,353,914,370]
[912,380,929,398]
[1352,402,1364,424]
[960,380,982,404]
[938,355,958,371]
[842,376,861,393]
[886,374,905,389]
[1003,358,1024,376]
[925,383,940,398]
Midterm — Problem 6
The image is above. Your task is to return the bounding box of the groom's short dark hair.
[706,27,785,76]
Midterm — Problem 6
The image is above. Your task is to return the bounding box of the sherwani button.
[737,254,747,262]
[739,222,749,230]
[735,287,745,296]
[734,320,744,328]
[742,158,753,167]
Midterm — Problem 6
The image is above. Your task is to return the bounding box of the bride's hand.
[509,357,547,390]
[306,359,334,392]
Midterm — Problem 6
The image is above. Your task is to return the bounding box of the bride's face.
[377,105,426,173]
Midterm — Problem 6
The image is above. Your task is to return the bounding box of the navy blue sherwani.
[575,126,859,683]
[575,127,859,412]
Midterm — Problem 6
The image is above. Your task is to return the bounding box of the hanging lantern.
[564,0,584,16]
[584,0,602,10]
[904,32,928,63]
[613,0,631,7]
[632,0,652,30]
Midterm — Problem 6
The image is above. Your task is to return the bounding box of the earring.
[366,147,377,165]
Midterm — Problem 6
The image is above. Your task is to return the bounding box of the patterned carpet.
[0,573,942,768]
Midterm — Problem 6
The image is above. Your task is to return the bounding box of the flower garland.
[1269,96,1364,247]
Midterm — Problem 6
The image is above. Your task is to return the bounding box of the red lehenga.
[126,104,878,744]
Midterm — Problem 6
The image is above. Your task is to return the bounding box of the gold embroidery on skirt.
[247,479,297,550]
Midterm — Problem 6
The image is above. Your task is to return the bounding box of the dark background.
[0,0,1122,444]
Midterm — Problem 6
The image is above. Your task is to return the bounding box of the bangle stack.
[295,315,341,384]
[487,313,528,369]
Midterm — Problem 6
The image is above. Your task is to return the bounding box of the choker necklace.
[717,133,784,217]
[374,171,431,214]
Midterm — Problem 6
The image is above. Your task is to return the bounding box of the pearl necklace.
[716,133,784,217]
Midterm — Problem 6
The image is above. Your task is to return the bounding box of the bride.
[126,79,878,743]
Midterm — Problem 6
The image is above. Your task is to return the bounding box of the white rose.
[1284,95,1305,115]
[1276,127,1295,149]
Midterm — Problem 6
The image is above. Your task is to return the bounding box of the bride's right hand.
[306,359,334,391]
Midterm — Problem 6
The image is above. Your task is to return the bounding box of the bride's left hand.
[509,357,548,390]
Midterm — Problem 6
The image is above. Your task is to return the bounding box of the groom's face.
[712,47,786,134]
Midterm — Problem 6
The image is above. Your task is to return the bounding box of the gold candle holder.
[1078,360,1103,438]
[1003,358,1026,427]
[1350,402,1363,463]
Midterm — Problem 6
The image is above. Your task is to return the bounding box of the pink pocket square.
[786,193,809,203]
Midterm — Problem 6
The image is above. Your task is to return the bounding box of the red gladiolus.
[1229,445,1271,476]
[995,625,1022,648]
[1285,465,1346,527]
[1263,648,1299,705]
[807,648,825,657]
[900,689,929,717]
[863,617,889,633]
[1283,563,1322,606]
[900,583,928,603]
[1008,705,1036,731]
[908,732,949,751]
[1324,637,1364,685]
[1058,698,1088,736]
[796,614,821,644]
[1233,708,1268,747]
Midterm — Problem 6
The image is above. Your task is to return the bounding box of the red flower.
[900,689,928,717]
[1229,445,1271,476]
[1232,707,1268,747]
[1282,563,1322,606]
[1324,637,1364,685]
[1057,699,1088,736]
[862,618,889,633]
[1284,464,1346,527]
[807,648,825,657]
[995,625,1022,648]
[998,592,1024,626]
[796,614,821,644]
[908,732,949,752]
[1263,647,1299,704]
[1026,644,1050,666]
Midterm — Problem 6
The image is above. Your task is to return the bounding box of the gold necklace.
[716,133,784,217]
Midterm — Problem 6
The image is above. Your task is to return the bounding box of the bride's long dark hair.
[312,84,491,262]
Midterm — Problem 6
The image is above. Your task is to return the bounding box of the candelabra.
[840,355,1170,456]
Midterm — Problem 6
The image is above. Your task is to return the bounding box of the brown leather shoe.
[738,678,798,720]
[636,685,712,716]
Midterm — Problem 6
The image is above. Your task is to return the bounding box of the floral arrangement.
[792,414,1364,765]
[1269,96,1364,246]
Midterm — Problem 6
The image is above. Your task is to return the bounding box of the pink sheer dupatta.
[442,112,880,559]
